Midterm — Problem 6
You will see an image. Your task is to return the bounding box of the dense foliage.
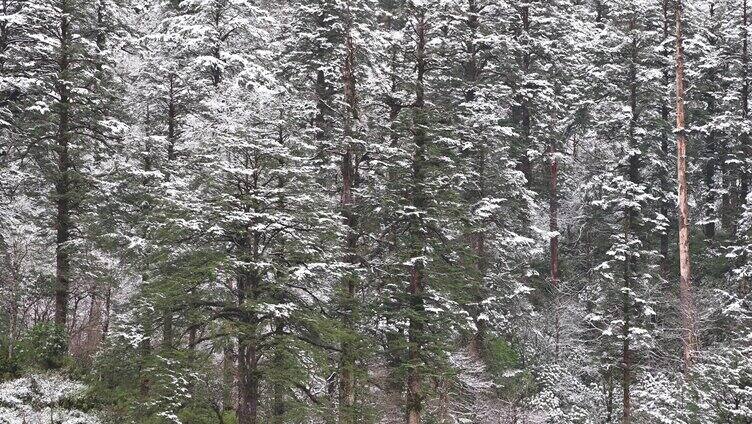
[1,0,751,423]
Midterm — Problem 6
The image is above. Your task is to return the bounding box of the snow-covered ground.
[0,373,100,424]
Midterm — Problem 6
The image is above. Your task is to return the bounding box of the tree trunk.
[464,0,488,358]
[339,9,359,423]
[622,17,639,424]
[236,270,261,424]
[236,340,259,424]
[674,0,698,374]
[54,0,72,328]
[406,10,428,424]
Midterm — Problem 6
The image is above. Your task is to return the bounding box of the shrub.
[16,322,68,370]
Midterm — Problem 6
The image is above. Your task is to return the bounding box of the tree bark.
[236,339,259,424]
[674,0,698,374]
[236,270,261,424]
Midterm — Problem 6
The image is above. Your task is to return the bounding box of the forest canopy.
[0,0,750,423]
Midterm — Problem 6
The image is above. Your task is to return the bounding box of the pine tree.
[10,0,125,329]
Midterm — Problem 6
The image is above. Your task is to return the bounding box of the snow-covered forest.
[0,0,750,422]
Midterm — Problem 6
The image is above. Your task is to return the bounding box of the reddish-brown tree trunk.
[675,0,698,374]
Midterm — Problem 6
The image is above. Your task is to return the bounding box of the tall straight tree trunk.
[54,0,72,328]
[622,16,639,424]
[674,0,698,374]
[406,10,428,424]
[339,9,359,423]
[463,0,488,357]
[236,269,261,424]
[237,338,259,424]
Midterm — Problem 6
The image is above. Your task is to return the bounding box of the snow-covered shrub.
[0,373,99,423]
